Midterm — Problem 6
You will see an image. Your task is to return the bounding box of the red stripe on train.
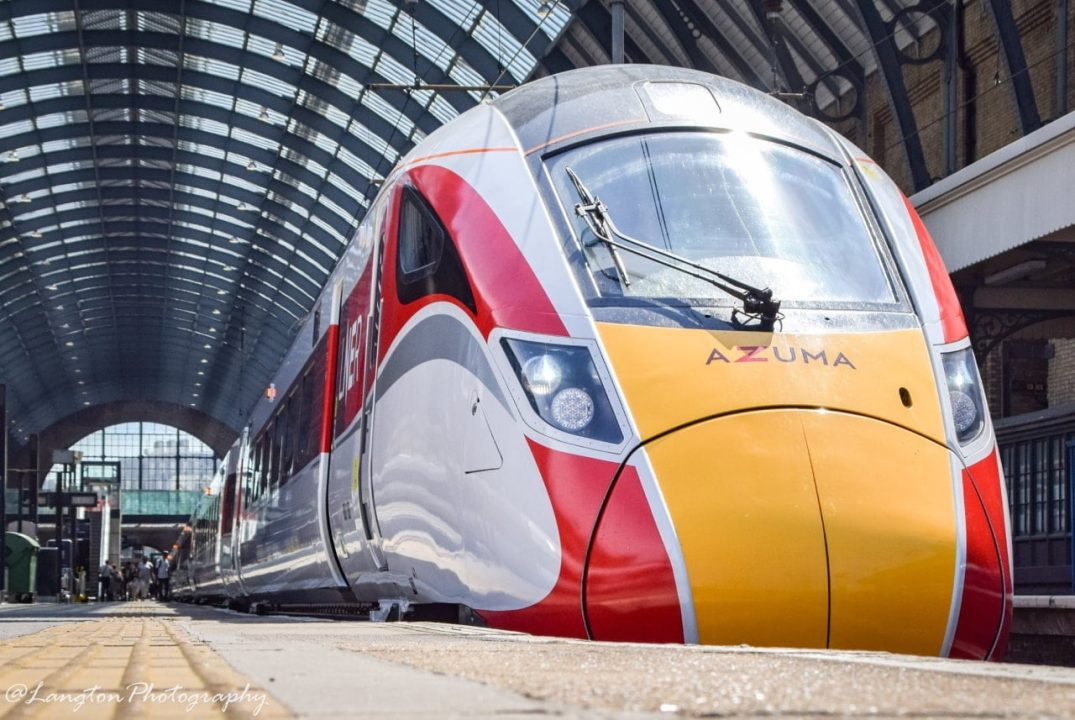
[376,164,567,360]
[950,451,1012,660]
[480,440,682,642]
[321,323,340,454]
[903,196,967,343]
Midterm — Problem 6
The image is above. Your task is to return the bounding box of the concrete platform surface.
[1,602,1074,718]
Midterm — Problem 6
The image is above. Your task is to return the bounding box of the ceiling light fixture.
[245,160,258,171]
[229,236,242,244]
[259,107,272,122]
[272,43,287,62]
[983,259,1047,286]
[16,194,31,203]
[537,1,556,18]
[237,202,252,211]
[27,230,42,238]
[3,150,18,163]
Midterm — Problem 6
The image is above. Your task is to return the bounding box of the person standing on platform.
[156,556,170,601]
[137,558,152,600]
[109,563,123,601]
[98,561,112,601]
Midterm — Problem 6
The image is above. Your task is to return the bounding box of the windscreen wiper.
[564,166,782,328]
[566,167,632,287]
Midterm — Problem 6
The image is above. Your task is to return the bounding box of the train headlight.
[502,338,623,443]
[550,387,595,431]
[521,354,563,396]
[942,348,985,445]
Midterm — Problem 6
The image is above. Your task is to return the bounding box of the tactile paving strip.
[0,610,291,719]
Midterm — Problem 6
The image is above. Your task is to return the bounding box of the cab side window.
[398,187,444,280]
[395,186,476,313]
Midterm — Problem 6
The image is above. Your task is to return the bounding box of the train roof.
[492,65,841,162]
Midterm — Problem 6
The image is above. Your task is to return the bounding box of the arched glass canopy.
[1,0,1042,444]
[0,0,573,440]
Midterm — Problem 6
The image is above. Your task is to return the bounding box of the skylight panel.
[51,181,96,195]
[213,0,254,12]
[180,85,233,109]
[360,0,397,32]
[427,0,478,29]
[137,47,180,66]
[228,128,277,155]
[184,54,241,81]
[362,92,413,138]
[240,67,296,100]
[137,11,181,35]
[0,118,34,136]
[82,11,124,31]
[13,13,71,39]
[183,164,223,182]
[309,212,346,246]
[341,34,379,67]
[29,80,85,102]
[335,73,363,101]
[392,15,453,72]
[519,0,572,38]
[189,19,245,49]
[270,173,317,204]
[449,55,485,87]
[139,79,177,97]
[336,146,377,179]
[0,89,27,109]
[374,54,414,87]
[0,58,19,77]
[180,115,229,137]
[322,102,351,131]
[476,10,535,80]
[426,94,458,125]
[253,0,317,34]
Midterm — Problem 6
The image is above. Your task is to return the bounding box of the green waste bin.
[4,532,40,602]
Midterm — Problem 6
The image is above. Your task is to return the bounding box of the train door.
[357,209,389,571]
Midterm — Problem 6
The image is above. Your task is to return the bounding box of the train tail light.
[941,348,986,445]
[501,338,623,444]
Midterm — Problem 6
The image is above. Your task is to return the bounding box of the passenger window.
[398,186,444,279]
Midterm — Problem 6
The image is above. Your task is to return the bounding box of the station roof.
[0,0,960,444]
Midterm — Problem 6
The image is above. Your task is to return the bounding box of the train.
[171,65,1012,660]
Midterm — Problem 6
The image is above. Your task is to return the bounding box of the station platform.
[2,602,1075,718]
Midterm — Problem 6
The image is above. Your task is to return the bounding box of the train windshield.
[546,131,896,309]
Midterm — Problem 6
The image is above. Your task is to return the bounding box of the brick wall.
[1049,338,1075,406]
[822,0,1075,195]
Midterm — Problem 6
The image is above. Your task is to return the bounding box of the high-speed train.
[172,65,1012,660]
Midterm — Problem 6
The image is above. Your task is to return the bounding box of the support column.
[610,0,624,64]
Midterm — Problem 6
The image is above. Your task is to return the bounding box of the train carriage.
[173,65,1012,659]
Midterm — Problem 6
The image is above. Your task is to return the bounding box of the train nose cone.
[644,409,959,653]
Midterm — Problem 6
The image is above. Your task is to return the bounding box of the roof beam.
[982,0,1042,135]
[853,0,931,191]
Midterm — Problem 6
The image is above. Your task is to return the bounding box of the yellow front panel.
[645,412,828,648]
[802,413,956,655]
[596,324,946,444]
